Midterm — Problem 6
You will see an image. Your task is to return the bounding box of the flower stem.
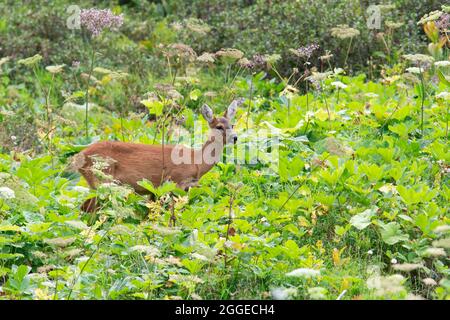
[344,37,353,67]
[272,65,285,85]
[446,103,448,140]
[67,218,117,299]
[46,74,55,168]
[246,78,253,130]
[85,44,96,140]
[305,81,309,113]
[418,69,426,137]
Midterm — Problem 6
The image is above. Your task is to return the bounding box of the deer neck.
[195,135,224,177]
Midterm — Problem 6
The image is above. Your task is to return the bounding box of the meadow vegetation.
[0,1,449,300]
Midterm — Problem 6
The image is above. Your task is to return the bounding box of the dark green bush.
[167,0,446,73]
[0,0,445,76]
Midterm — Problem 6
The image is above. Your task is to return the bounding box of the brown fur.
[78,141,213,193]
[76,104,239,213]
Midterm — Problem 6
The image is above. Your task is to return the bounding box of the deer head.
[200,98,244,146]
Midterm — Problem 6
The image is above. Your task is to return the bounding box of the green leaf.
[437,70,450,87]
[379,222,409,245]
[189,89,202,101]
[157,181,177,196]
[359,163,383,182]
[182,259,204,273]
[28,222,52,233]
[414,213,429,234]
[5,265,31,294]
[350,207,377,230]
[137,179,157,195]
[0,253,24,260]
[0,225,22,232]
[140,99,163,116]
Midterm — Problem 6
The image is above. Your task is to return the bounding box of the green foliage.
[0,1,449,301]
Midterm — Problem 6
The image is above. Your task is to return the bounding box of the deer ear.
[200,104,214,123]
[224,98,244,120]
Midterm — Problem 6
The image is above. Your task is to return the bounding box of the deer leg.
[79,161,118,213]
[81,197,99,213]
[79,167,100,213]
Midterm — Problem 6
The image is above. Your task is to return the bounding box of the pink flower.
[80,8,124,37]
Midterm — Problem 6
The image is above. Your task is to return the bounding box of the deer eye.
[216,126,224,131]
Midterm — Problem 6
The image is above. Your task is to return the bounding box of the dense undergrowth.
[0,2,449,300]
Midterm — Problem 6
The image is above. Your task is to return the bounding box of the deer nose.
[233,136,238,144]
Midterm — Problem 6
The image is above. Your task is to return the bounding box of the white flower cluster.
[0,187,15,199]
[286,268,320,278]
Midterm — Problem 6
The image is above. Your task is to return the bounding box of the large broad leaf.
[261,120,305,135]
[189,89,202,101]
[140,99,164,116]
[350,207,377,230]
[0,225,22,232]
[379,222,409,245]
[137,179,184,198]
[5,265,31,294]
[157,181,178,196]
[0,253,24,260]
[137,179,157,195]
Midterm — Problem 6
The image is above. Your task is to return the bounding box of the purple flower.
[251,54,267,68]
[308,78,322,91]
[80,8,124,37]
[435,13,450,31]
[295,44,319,59]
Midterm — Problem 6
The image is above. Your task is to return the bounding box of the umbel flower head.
[319,50,333,62]
[289,44,320,59]
[435,13,450,31]
[377,4,396,12]
[80,8,124,37]
[237,57,254,69]
[161,43,197,62]
[197,52,216,64]
[18,54,42,67]
[185,18,211,36]
[385,21,404,29]
[418,10,443,25]
[45,64,65,74]
[330,25,360,39]
[215,48,244,64]
[0,186,15,199]
[252,54,267,68]
[402,53,434,69]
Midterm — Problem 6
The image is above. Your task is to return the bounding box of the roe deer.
[73,99,244,212]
